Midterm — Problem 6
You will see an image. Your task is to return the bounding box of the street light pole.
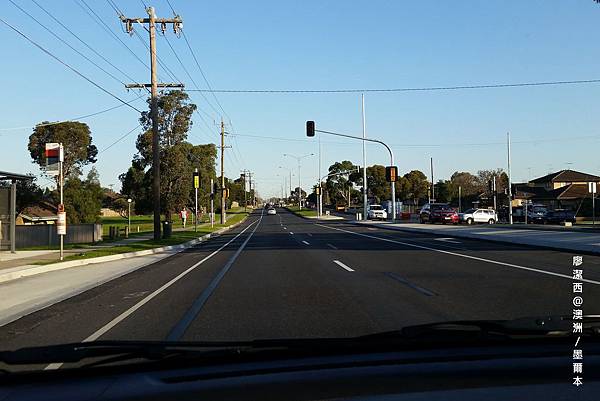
[127,198,132,234]
[361,94,368,221]
[283,154,314,211]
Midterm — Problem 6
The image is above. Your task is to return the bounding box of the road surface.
[1,207,598,368]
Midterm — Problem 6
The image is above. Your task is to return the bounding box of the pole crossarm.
[125,83,184,89]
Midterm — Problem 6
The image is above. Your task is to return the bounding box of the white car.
[367,205,388,220]
[267,208,277,215]
[459,208,497,225]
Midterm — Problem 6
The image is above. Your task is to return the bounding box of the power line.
[76,0,151,72]
[0,93,145,131]
[0,16,143,113]
[98,124,142,154]
[9,0,126,86]
[29,0,148,91]
[185,79,600,94]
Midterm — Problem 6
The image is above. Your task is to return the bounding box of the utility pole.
[430,157,434,202]
[241,170,249,211]
[121,7,183,240]
[507,132,513,225]
[218,119,231,223]
[361,94,368,221]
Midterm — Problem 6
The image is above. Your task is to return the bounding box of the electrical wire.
[76,0,150,72]
[0,16,143,113]
[0,93,145,131]
[98,124,142,154]
[29,0,149,92]
[9,0,126,86]
[185,79,600,94]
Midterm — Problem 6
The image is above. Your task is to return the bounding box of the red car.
[420,203,459,224]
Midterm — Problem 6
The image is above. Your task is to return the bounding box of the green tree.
[325,161,357,205]
[404,170,429,204]
[28,121,98,179]
[0,174,44,215]
[366,165,390,203]
[448,171,480,204]
[62,169,103,224]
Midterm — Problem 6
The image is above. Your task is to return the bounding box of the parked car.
[459,208,497,225]
[419,203,459,224]
[542,209,576,225]
[367,204,388,220]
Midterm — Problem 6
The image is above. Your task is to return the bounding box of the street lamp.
[127,198,132,233]
[283,153,314,210]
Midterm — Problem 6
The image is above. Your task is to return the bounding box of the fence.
[0,223,102,250]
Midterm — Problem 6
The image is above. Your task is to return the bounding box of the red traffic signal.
[306,121,315,137]
[385,166,398,182]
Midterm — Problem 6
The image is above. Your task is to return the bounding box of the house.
[513,169,600,210]
[16,201,58,225]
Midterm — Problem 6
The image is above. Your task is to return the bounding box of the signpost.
[590,182,597,226]
[46,143,65,260]
[210,178,215,228]
[193,169,199,232]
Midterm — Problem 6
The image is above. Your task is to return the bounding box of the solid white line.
[316,223,600,285]
[327,243,338,250]
[44,216,261,371]
[333,260,354,272]
[302,240,310,245]
[435,237,461,244]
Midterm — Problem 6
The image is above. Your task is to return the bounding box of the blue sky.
[2,0,600,198]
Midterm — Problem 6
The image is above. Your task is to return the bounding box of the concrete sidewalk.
[0,218,248,327]
[357,221,600,255]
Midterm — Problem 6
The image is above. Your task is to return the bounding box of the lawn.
[286,206,317,218]
[37,209,250,263]
[100,213,211,236]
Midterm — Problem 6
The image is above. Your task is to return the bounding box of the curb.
[352,221,600,256]
[0,218,248,285]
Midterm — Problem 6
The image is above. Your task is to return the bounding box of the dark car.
[419,203,459,224]
[542,209,576,225]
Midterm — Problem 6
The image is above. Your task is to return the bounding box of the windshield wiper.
[2,316,598,368]
[364,315,600,341]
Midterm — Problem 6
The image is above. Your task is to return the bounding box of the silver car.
[459,208,497,225]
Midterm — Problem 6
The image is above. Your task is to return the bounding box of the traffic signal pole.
[307,124,396,221]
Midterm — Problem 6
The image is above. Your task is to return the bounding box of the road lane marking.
[290,232,294,235]
[167,213,264,340]
[283,227,287,230]
[333,260,354,272]
[44,215,263,370]
[307,233,313,237]
[434,237,461,244]
[302,240,310,245]
[316,223,600,285]
[385,272,437,296]
[327,243,338,250]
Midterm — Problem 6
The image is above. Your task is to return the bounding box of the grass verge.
[34,209,250,264]
[285,206,317,218]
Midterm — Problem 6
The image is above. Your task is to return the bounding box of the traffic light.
[212,182,218,195]
[306,120,315,137]
[315,186,321,195]
[225,188,230,199]
[193,170,199,189]
[385,166,398,182]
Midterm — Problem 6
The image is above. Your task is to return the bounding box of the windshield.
[1,1,599,381]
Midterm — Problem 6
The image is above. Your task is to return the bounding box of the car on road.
[267,207,277,215]
[459,208,497,225]
[542,209,576,225]
[367,204,388,220]
[419,203,459,224]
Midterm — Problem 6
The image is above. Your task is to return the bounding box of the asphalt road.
[1,207,599,367]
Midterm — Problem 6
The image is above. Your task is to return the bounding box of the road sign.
[45,143,63,176]
[589,182,597,194]
[57,211,66,236]
[57,203,65,213]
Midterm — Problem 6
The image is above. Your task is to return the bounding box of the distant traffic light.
[306,120,315,137]
[385,166,398,182]
[193,170,200,189]
[315,186,321,195]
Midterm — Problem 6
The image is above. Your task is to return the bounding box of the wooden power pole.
[219,119,231,224]
[121,7,184,240]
